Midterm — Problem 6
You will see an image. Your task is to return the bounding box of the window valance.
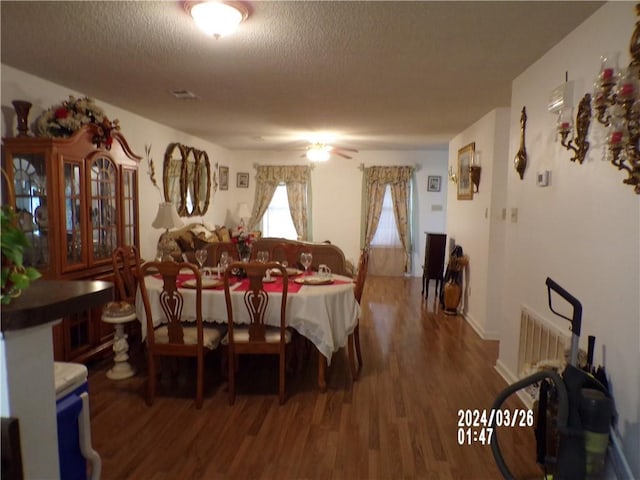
[255,165,311,186]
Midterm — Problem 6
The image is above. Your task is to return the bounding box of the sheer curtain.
[248,165,311,240]
[362,166,414,275]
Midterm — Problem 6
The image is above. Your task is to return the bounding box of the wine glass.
[256,250,269,263]
[300,252,312,274]
[195,248,207,270]
[219,251,230,276]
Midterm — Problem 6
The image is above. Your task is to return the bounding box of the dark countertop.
[1,279,114,332]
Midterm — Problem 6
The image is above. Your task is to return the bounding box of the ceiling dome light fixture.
[306,143,331,162]
[186,1,250,39]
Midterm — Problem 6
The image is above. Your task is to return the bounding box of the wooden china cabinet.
[2,124,141,362]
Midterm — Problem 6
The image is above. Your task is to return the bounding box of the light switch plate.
[536,170,550,187]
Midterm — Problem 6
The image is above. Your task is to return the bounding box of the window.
[371,185,402,247]
[262,184,298,239]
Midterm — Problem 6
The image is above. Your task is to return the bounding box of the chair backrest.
[139,261,204,351]
[112,245,141,303]
[269,242,304,268]
[354,248,370,304]
[205,242,239,267]
[223,261,288,344]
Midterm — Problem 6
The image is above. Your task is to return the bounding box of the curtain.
[390,181,411,272]
[249,165,311,240]
[286,182,308,240]
[362,166,414,273]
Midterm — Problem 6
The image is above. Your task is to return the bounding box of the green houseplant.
[1,168,41,304]
[1,206,41,304]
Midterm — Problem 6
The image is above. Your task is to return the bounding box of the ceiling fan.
[302,142,359,162]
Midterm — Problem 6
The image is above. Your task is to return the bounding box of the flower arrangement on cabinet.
[35,95,120,149]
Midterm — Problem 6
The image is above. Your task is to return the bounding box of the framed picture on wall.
[427,175,441,192]
[219,166,229,191]
[457,142,474,200]
[237,172,249,188]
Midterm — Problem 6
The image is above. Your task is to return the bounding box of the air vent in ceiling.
[171,89,198,100]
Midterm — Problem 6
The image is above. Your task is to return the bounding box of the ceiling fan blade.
[334,147,359,153]
[335,152,353,159]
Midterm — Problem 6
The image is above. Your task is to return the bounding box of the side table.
[101,303,137,380]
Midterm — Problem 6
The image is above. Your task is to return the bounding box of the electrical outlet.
[510,207,518,223]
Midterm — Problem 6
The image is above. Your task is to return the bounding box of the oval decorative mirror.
[183,147,197,216]
[163,143,184,210]
[195,150,211,215]
[163,143,211,217]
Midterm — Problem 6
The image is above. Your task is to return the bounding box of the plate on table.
[293,276,334,286]
[182,278,224,289]
[262,277,276,284]
[270,267,303,277]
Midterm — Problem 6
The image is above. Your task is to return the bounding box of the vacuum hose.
[490,370,568,480]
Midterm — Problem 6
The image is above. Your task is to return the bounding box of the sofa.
[164,223,353,277]
[251,237,354,277]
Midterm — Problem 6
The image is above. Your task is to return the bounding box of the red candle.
[610,131,623,144]
[619,82,635,99]
[601,68,614,80]
[558,122,570,133]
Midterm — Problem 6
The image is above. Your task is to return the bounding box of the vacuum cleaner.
[490,277,631,480]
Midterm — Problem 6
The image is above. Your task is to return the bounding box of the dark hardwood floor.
[87,276,543,479]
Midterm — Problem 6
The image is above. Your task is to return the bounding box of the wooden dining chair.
[222,261,290,405]
[348,247,369,380]
[138,261,224,409]
[206,242,239,267]
[269,242,303,268]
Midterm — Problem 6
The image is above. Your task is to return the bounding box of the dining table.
[135,268,361,391]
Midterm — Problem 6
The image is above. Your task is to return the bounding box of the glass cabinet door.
[12,153,50,271]
[63,160,85,268]
[89,156,118,262]
[122,167,138,246]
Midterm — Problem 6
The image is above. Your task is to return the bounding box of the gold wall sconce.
[592,3,640,194]
[514,107,528,179]
[556,93,592,164]
[448,165,458,184]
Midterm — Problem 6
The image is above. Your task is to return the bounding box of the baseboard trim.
[494,359,535,409]
[464,313,500,341]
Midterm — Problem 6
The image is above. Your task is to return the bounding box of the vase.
[12,100,32,137]
[443,279,462,315]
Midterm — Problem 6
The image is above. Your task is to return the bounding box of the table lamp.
[236,202,251,228]
[152,202,184,261]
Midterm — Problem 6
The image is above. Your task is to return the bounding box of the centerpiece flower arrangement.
[231,225,255,261]
[35,95,120,149]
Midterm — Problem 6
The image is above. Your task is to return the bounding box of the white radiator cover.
[517,305,571,377]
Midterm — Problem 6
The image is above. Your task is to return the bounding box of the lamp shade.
[152,202,184,230]
[236,202,251,219]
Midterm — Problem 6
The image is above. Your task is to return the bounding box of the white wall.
[447,2,640,472]
[447,108,511,339]
[230,149,449,274]
[1,65,235,261]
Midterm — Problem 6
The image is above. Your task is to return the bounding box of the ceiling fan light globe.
[307,147,330,162]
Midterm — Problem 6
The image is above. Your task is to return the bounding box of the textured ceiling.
[1,1,604,151]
